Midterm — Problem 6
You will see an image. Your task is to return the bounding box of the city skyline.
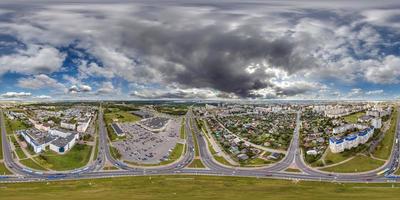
[1,0,400,101]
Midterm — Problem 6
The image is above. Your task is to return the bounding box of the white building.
[49,133,79,154]
[61,122,76,130]
[16,129,56,153]
[333,124,368,134]
[371,118,382,129]
[77,118,91,133]
[329,127,374,153]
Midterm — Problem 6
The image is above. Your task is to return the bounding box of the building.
[138,117,170,132]
[332,124,367,134]
[77,118,91,133]
[371,118,382,129]
[329,127,374,153]
[131,110,153,119]
[17,128,79,154]
[306,149,318,155]
[111,123,126,136]
[329,137,344,153]
[17,129,56,153]
[49,133,79,154]
[61,121,76,130]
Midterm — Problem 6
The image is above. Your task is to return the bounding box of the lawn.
[240,158,273,167]
[324,149,351,165]
[19,159,47,171]
[0,162,12,175]
[343,111,365,123]
[10,135,27,160]
[3,175,400,200]
[373,108,398,160]
[5,118,30,134]
[187,159,205,168]
[32,144,92,171]
[321,155,384,173]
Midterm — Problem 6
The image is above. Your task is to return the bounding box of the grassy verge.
[187,159,205,168]
[32,144,92,171]
[10,136,27,160]
[19,159,47,171]
[109,146,121,160]
[190,119,200,157]
[285,168,301,173]
[3,175,400,200]
[180,118,185,139]
[320,155,384,173]
[103,166,119,170]
[373,108,398,160]
[0,162,12,175]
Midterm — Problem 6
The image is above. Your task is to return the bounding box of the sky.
[0,0,400,101]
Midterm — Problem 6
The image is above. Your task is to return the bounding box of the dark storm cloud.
[119,19,315,97]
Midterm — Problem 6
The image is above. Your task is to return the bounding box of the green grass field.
[19,158,47,171]
[32,144,92,171]
[2,175,400,200]
[324,149,350,165]
[343,112,365,123]
[104,111,141,124]
[373,108,398,160]
[321,155,384,173]
[241,157,273,167]
[0,162,12,175]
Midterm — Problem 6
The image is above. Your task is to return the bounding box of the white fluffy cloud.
[0,45,65,75]
[17,74,66,91]
[1,92,31,98]
[365,55,400,84]
[96,81,117,94]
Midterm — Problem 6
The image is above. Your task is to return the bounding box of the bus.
[377,168,390,176]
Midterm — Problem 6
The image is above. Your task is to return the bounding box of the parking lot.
[112,118,181,164]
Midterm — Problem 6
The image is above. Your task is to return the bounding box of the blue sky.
[0,0,400,101]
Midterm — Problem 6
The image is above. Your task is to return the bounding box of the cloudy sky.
[0,0,400,101]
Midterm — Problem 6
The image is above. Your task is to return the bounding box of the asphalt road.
[1,107,400,184]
